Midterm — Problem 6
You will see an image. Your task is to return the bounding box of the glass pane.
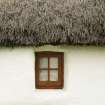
[50,69,58,81]
[40,69,48,81]
[40,57,48,68]
[50,57,58,68]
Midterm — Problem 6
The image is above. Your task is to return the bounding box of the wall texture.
[0,45,105,105]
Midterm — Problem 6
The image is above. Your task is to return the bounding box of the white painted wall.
[0,45,105,105]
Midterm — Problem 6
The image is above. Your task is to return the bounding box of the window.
[35,52,64,89]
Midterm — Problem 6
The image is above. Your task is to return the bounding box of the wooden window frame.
[35,51,64,89]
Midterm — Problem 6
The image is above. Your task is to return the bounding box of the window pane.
[40,57,48,68]
[40,69,48,81]
[50,57,58,68]
[50,69,58,81]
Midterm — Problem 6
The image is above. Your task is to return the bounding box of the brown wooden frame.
[35,51,64,89]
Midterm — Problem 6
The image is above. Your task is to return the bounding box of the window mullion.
[48,57,50,82]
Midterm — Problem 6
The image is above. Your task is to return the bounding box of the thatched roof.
[0,0,105,46]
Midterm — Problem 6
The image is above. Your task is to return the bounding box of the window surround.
[35,51,64,89]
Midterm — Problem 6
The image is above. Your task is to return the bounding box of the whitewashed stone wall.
[0,45,105,105]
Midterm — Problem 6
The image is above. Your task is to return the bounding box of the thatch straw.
[0,0,105,46]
